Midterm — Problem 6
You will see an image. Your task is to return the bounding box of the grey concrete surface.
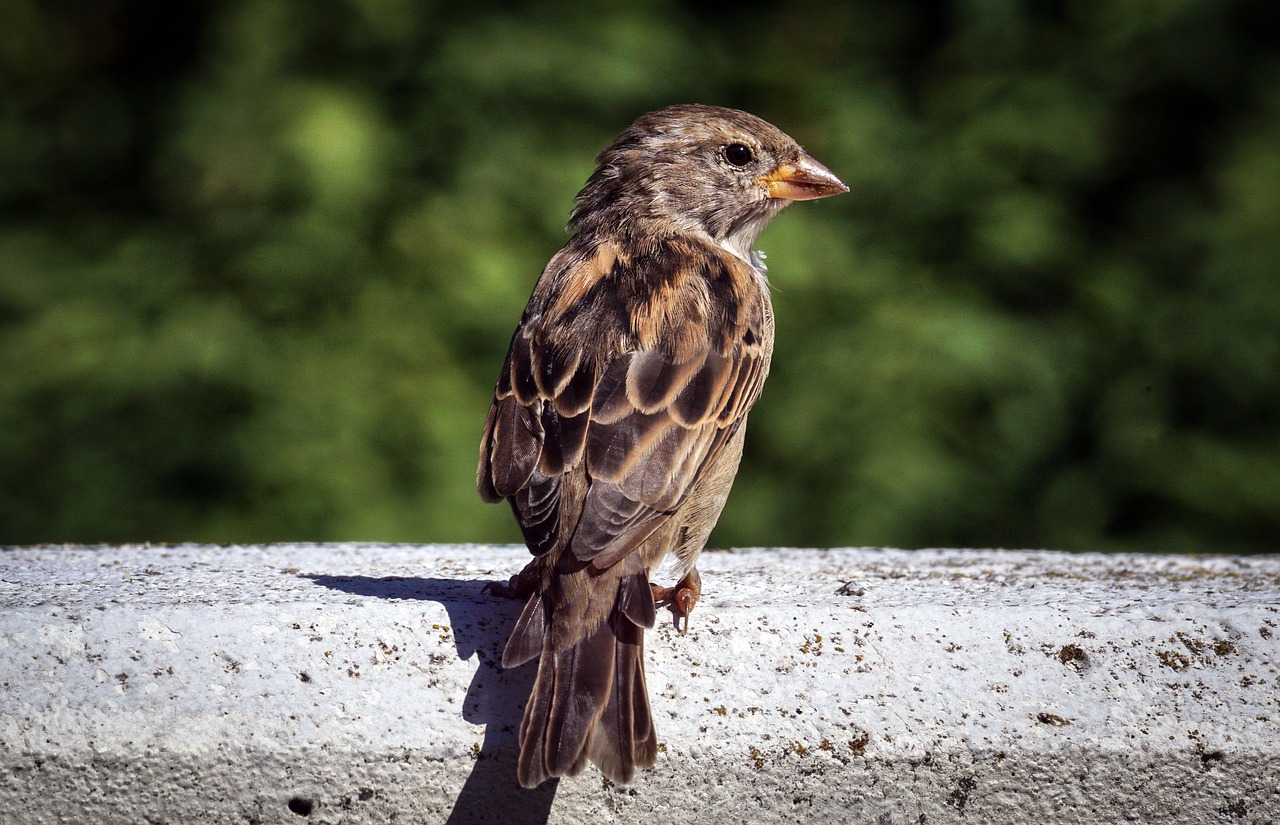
[0,543,1277,824]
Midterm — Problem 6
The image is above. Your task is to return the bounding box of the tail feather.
[544,620,615,776]
[586,610,657,783]
[503,590,548,669]
[514,573,658,788]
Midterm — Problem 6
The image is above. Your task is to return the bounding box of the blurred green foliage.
[2,0,1278,553]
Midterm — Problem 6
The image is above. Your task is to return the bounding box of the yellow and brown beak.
[759,153,848,201]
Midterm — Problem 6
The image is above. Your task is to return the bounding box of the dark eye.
[724,143,753,167]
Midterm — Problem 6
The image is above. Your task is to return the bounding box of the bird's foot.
[483,561,540,600]
[651,568,701,635]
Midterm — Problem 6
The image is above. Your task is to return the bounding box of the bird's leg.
[483,559,540,600]
[651,567,702,635]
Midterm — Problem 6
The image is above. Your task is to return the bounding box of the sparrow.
[477,103,846,788]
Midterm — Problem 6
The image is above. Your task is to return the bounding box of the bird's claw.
[651,568,702,635]
[482,578,517,598]
[483,564,540,600]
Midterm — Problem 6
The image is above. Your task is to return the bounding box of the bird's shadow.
[303,573,558,824]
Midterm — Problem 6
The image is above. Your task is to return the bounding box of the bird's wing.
[478,234,770,568]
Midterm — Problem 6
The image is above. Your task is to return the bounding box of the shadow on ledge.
[304,574,559,824]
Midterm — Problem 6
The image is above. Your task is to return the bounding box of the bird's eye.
[723,143,753,167]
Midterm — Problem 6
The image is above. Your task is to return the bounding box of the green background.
[3,0,1278,553]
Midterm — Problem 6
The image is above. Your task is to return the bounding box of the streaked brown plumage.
[477,104,846,788]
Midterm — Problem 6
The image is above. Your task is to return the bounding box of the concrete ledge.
[1,544,1278,823]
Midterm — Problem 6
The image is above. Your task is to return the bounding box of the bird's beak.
[759,153,848,201]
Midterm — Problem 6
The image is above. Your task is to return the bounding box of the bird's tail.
[504,572,658,788]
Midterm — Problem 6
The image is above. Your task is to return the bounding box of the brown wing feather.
[477,234,770,566]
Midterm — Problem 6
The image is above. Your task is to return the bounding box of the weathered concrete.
[0,543,1277,824]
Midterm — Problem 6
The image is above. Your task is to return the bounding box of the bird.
[477,103,846,788]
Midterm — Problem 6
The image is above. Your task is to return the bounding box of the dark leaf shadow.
[303,574,558,824]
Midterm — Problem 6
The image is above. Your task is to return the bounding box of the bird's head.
[570,104,847,263]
